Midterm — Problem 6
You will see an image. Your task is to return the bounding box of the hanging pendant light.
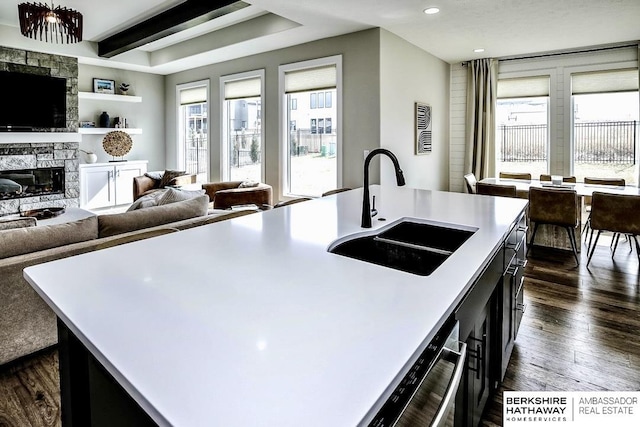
[18,2,83,44]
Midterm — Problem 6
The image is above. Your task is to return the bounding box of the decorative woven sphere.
[102,131,133,157]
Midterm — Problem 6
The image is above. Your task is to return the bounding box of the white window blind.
[224,77,261,100]
[497,76,550,99]
[571,69,639,95]
[180,86,207,105]
[284,65,336,94]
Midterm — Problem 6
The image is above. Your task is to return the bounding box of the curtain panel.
[464,58,498,181]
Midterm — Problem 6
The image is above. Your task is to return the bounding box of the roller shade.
[284,65,336,94]
[180,86,207,105]
[571,69,639,95]
[224,77,261,100]
[497,76,550,99]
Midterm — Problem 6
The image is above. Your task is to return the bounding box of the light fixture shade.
[18,2,83,44]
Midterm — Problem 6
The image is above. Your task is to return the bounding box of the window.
[221,71,264,183]
[291,98,297,110]
[326,118,332,133]
[281,56,341,197]
[325,92,332,108]
[571,69,639,184]
[496,76,550,178]
[177,81,209,183]
[290,120,296,131]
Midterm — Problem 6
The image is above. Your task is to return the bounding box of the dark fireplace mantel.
[0,167,65,200]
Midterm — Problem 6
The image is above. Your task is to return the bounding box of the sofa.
[202,181,273,209]
[0,195,253,366]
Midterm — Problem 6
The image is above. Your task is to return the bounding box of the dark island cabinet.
[454,209,527,427]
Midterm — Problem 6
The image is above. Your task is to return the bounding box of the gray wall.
[78,64,165,168]
[165,29,381,202]
[379,30,450,191]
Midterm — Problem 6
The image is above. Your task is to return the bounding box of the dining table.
[479,177,640,253]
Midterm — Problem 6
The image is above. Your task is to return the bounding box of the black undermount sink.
[328,219,477,276]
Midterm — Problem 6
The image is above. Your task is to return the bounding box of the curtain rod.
[460,41,639,66]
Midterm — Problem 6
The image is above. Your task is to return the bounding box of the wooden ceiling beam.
[98,0,249,58]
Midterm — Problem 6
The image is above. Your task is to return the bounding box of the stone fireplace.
[0,47,79,216]
[0,142,79,215]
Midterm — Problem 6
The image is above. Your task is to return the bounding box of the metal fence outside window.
[499,121,638,165]
[185,135,208,175]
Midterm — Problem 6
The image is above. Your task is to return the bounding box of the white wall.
[164,29,381,202]
[78,64,165,168]
[379,30,450,191]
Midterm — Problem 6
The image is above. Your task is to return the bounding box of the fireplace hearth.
[0,167,65,200]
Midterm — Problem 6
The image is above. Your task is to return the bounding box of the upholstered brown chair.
[133,171,197,201]
[586,192,640,266]
[476,182,517,198]
[583,177,626,244]
[528,187,579,264]
[322,188,352,197]
[273,197,312,208]
[463,173,477,194]
[499,172,532,180]
[202,181,273,210]
[540,174,577,183]
[584,177,626,186]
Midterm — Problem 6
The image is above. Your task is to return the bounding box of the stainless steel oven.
[365,317,467,427]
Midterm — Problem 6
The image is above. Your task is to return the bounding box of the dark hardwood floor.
[1,239,638,427]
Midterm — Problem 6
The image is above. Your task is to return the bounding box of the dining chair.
[539,174,577,183]
[321,188,352,197]
[463,173,477,194]
[528,187,579,265]
[582,177,626,247]
[499,172,532,180]
[586,192,640,266]
[476,182,517,198]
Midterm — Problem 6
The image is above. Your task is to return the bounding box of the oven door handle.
[430,341,467,427]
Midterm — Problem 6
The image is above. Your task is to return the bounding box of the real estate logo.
[504,391,640,426]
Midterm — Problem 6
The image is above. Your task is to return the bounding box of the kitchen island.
[24,186,528,427]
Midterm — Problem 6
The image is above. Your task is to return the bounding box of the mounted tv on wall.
[0,71,67,131]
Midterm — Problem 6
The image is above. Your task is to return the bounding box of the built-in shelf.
[0,132,82,143]
[78,92,142,103]
[78,128,142,135]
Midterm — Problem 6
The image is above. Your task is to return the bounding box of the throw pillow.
[144,171,164,182]
[159,170,187,188]
[126,189,168,211]
[238,180,259,188]
[157,187,206,206]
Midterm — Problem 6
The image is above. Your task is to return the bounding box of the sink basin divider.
[372,236,454,256]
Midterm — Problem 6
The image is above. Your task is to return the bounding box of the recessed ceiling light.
[474,48,485,53]
[423,7,440,15]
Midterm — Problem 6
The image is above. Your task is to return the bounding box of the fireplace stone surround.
[0,47,79,216]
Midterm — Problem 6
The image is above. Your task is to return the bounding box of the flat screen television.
[0,71,67,131]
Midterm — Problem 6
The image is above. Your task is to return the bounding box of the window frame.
[219,69,266,183]
[278,55,343,198]
[176,79,210,181]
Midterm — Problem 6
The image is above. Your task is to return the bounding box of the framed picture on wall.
[93,78,115,94]
[415,102,432,155]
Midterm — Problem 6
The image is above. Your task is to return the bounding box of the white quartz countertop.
[24,186,527,427]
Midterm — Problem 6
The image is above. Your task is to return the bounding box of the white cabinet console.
[79,161,148,209]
